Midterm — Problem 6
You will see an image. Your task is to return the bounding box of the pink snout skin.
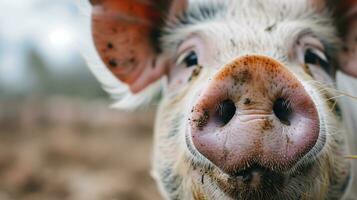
[190,55,319,174]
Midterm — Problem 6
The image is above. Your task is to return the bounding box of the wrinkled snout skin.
[190,55,320,174]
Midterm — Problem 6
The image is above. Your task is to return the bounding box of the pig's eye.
[304,48,330,72]
[183,51,198,68]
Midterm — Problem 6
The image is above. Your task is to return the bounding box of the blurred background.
[0,0,159,199]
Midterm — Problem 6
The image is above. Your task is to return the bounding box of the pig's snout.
[190,55,320,175]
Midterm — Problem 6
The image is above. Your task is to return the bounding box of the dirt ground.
[0,98,161,200]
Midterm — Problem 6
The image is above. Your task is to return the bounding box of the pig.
[82,0,357,199]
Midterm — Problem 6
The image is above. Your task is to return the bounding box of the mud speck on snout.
[232,69,252,86]
[262,118,274,131]
[286,135,294,145]
[193,110,209,130]
[243,98,251,105]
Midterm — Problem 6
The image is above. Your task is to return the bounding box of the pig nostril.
[273,98,292,126]
[215,99,236,126]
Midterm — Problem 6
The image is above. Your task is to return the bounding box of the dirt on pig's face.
[151,1,351,199]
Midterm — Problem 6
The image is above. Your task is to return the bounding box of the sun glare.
[48,27,74,50]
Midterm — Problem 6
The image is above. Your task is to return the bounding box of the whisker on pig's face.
[88,0,357,199]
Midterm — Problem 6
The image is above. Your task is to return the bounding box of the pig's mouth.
[209,160,315,199]
[214,165,285,198]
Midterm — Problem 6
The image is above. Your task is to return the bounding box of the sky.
[0,0,87,93]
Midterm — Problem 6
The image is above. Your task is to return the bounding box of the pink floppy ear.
[335,0,357,77]
[90,0,187,93]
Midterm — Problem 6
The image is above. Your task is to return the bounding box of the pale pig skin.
[86,0,357,199]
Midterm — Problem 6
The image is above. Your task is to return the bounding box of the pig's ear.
[90,0,187,93]
[334,1,357,77]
